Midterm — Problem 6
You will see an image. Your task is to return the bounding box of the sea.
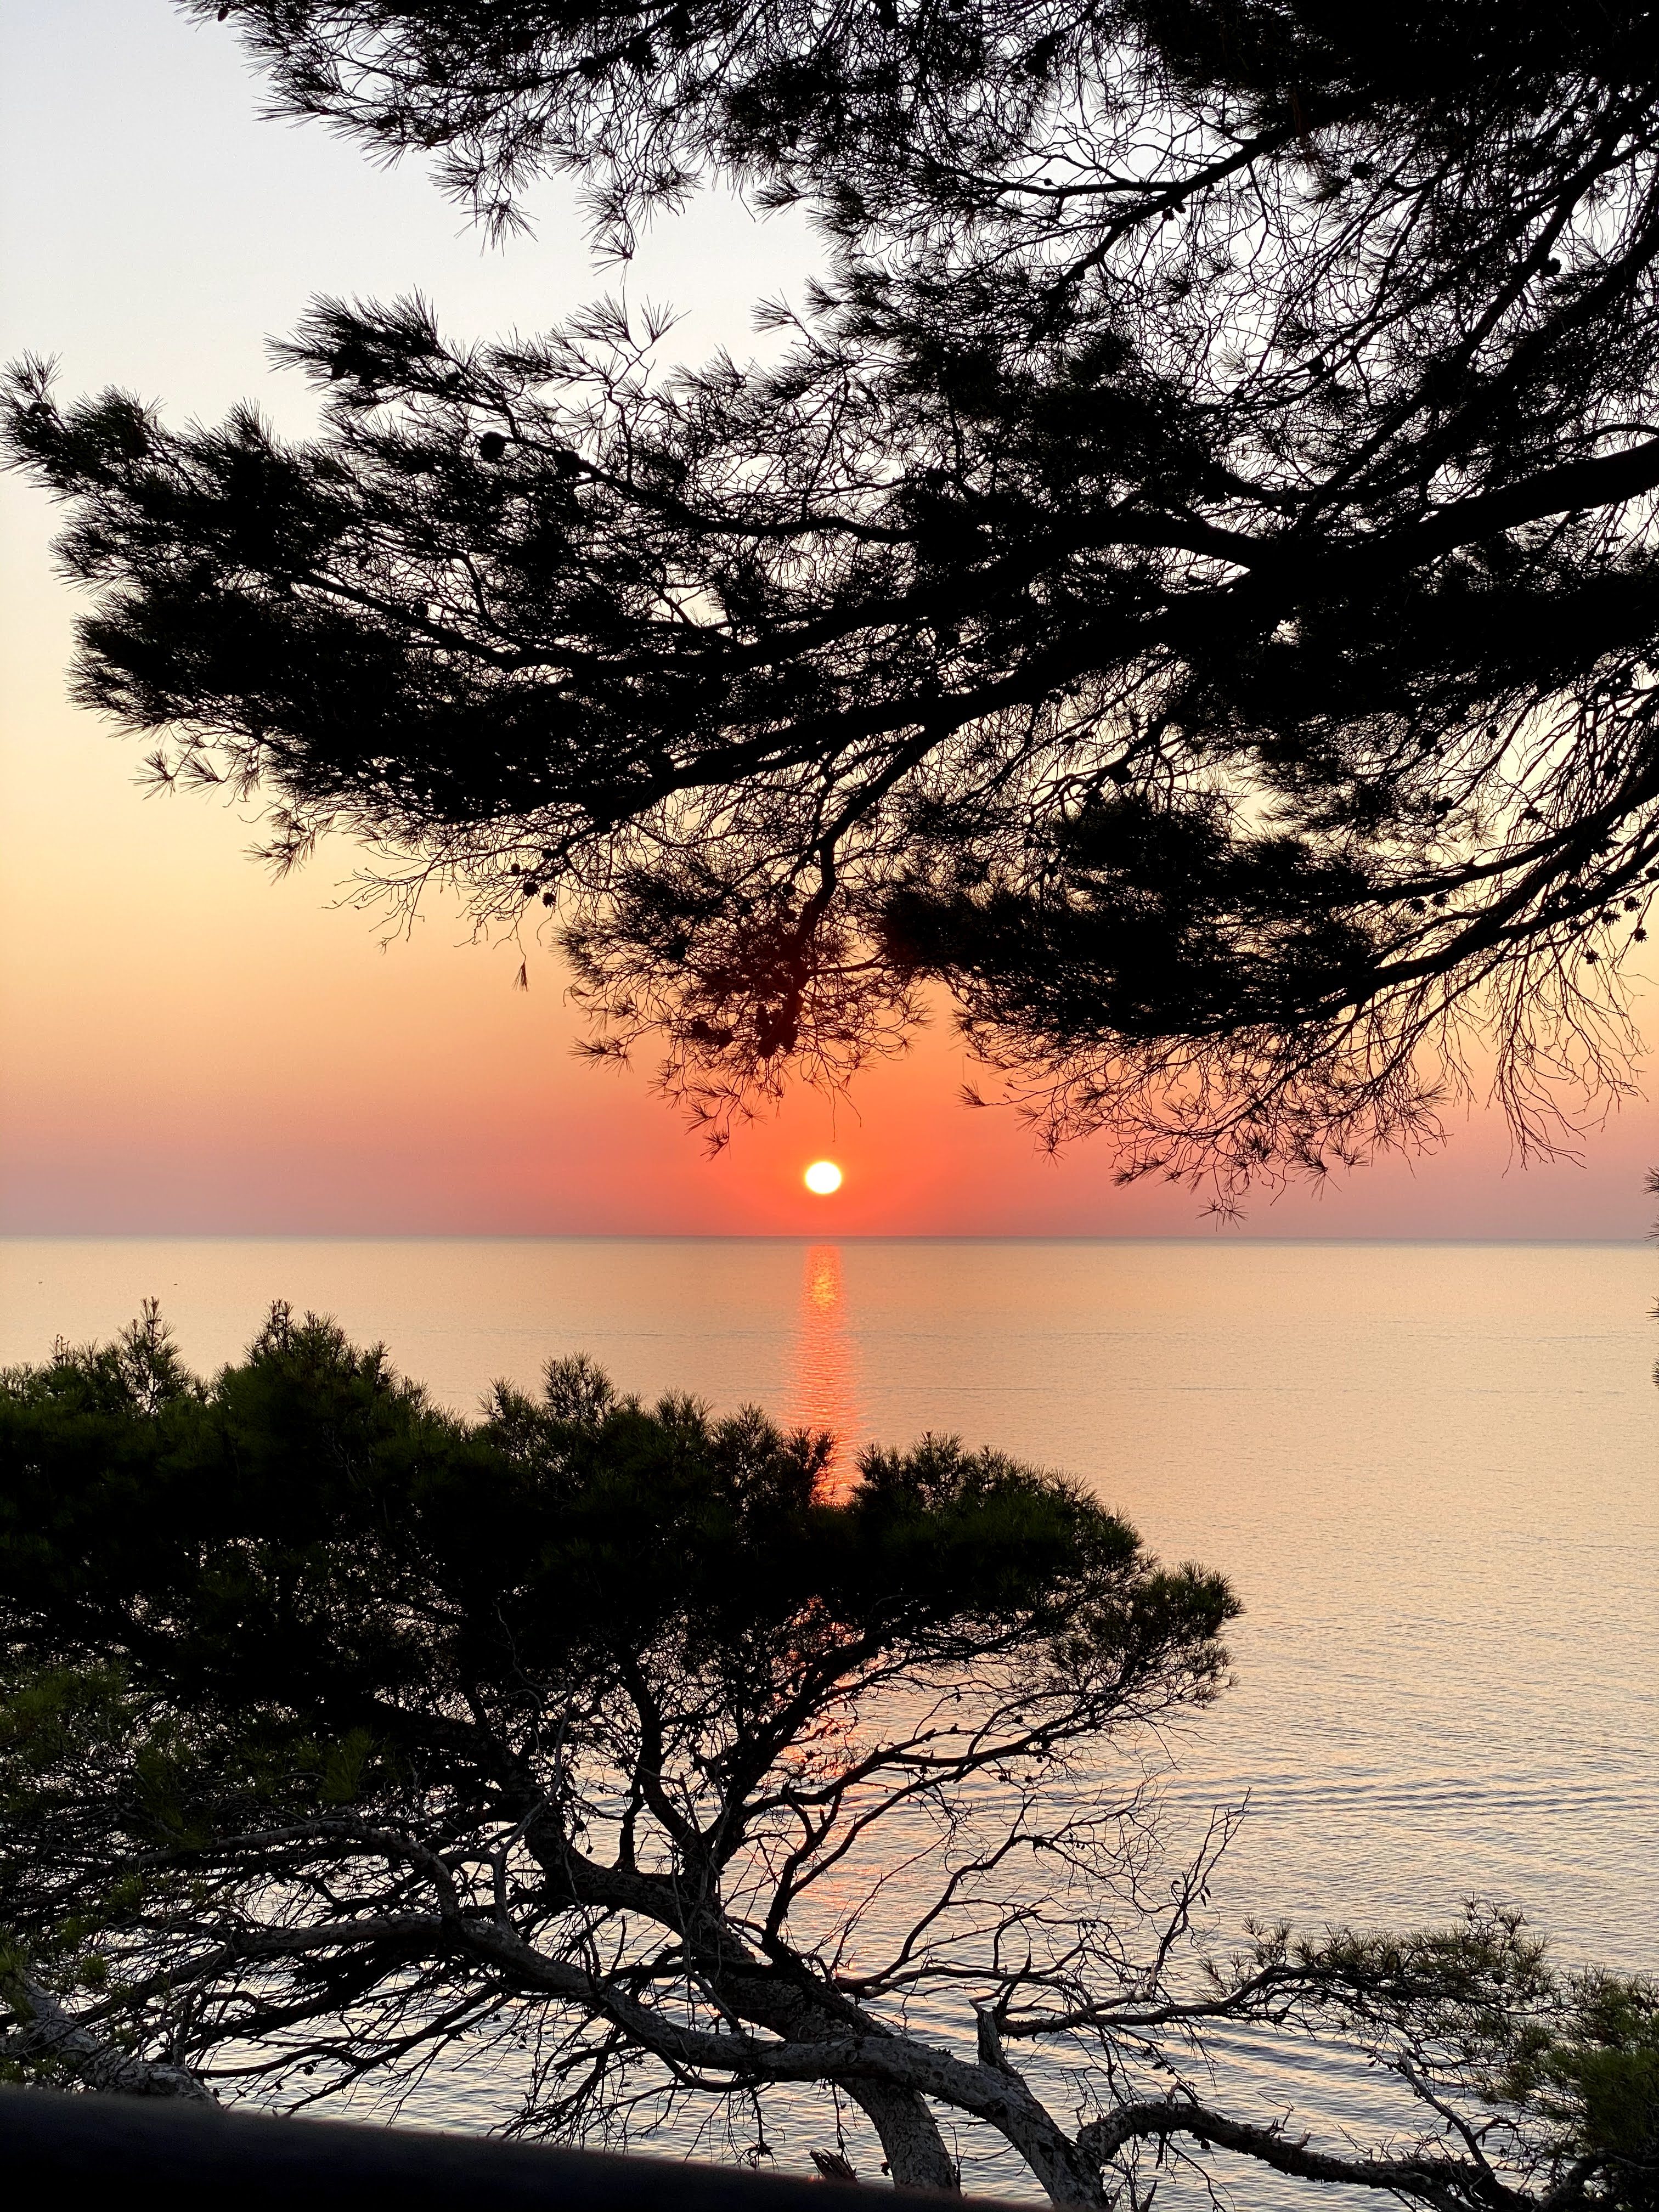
[2,1237,1654,2191]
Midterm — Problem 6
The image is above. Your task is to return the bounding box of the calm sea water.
[2,1237,1655,2181]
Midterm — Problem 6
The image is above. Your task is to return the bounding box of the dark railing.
[0,2084,977,2209]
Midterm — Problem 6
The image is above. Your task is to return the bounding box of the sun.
[804,1159,843,1195]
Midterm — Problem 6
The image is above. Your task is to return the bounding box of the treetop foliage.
[0,1300,1224,1714]
[12,3,1659,1197]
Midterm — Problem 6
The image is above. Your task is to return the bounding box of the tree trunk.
[7,1980,215,2101]
[847,2078,961,2192]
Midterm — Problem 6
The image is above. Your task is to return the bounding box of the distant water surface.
[3,1237,1655,2172]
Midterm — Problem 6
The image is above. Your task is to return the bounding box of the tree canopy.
[2,1307,1655,2205]
[11,3,1659,1194]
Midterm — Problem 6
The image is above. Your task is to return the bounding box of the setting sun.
[803,1159,843,1195]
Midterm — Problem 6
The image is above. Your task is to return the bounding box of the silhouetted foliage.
[10,3,1659,1196]
[2,1307,1655,2208]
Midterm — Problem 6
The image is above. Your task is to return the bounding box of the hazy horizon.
[4,1229,1651,1244]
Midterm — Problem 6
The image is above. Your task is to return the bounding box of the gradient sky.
[3,0,1657,1237]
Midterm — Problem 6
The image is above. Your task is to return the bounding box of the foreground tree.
[10,5,1659,1195]
[2,1308,1655,2207]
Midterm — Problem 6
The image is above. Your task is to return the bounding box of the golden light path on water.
[786,1243,862,1497]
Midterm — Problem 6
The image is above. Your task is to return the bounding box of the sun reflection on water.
[787,1244,862,1499]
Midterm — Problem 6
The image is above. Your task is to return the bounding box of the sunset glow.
[2,4,1654,1244]
[804,1160,843,1195]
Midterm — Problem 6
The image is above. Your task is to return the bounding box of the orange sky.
[2,0,1657,1238]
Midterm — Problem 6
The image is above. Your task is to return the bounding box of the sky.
[2,0,1657,1237]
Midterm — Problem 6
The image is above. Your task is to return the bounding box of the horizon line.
[1,1231,1649,1248]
